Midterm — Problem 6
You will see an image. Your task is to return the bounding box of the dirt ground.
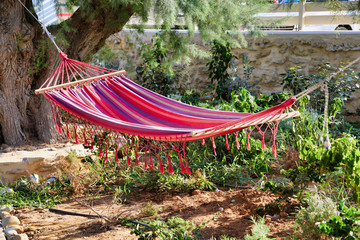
[16,188,297,240]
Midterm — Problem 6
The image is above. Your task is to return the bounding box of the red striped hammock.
[36,52,300,174]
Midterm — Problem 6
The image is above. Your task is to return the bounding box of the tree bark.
[0,0,133,145]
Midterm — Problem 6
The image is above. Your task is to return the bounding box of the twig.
[74,199,113,223]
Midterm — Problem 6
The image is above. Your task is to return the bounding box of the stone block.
[0,211,11,219]
[0,205,12,213]
[2,216,21,228]
[5,225,24,234]
[7,233,29,240]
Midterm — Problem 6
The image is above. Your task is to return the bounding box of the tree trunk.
[0,0,35,145]
[0,0,133,145]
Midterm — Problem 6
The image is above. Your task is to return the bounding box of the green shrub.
[319,201,360,240]
[244,216,271,240]
[295,192,338,239]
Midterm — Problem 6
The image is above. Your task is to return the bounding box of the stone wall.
[108,30,360,115]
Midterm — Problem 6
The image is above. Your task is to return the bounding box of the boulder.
[2,216,21,228]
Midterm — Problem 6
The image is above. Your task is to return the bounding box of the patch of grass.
[127,216,204,240]
[66,149,79,164]
[140,201,162,217]
[0,178,66,208]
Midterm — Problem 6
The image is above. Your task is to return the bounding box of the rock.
[192,189,201,195]
[0,206,13,213]
[5,225,24,234]
[240,210,248,215]
[24,226,36,232]
[43,177,57,187]
[0,188,14,196]
[3,147,12,153]
[280,211,288,218]
[0,211,11,219]
[224,208,233,215]
[2,216,21,228]
[0,231,5,240]
[7,233,29,240]
[29,174,39,184]
[1,144,9,149]
[271,214,280,221]
[5,229,18,239]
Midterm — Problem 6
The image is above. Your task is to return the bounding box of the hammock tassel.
[202,139,205,146]
[144,152,147,170]
[74,126,79,144]
[115,146,119,165]
[261,135,266,150]
[83,129,89,147]
[104,144,108,163]
[183,143,191,174]
[178,152,185,174]
[225,135,230,150]
[158,154,164,174]
[167,154,174,174]
[246,129,251,150]
[149,153,153,171]
[212,137,217,156]
[135,151,139,166]
[126,153,131,166]
[272,140,277,158]
[66,124,71,139]
[235,132,240,150]
[98,138,103,158]
[90,141,94,150]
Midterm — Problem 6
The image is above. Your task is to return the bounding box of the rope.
[293,56,360,149]
[294,55,360,99]
[16,0,62,53]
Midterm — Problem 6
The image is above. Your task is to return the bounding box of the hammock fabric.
[36,52,300,174]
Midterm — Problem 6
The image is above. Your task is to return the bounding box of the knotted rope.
[294,56,360,149]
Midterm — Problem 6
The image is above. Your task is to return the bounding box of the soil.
[4,143,299,239]
[16,188,297,240]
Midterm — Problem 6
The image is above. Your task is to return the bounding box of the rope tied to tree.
[294,56,360,149]
[16,0,62,53]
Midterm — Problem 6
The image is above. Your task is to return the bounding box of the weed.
[0,178,65,208]
[319,201,360,240]
[244,216,271,240]
[294,191,338,239]
[140,202,161,217]
[128,216,204,240]
[66,149,79,164]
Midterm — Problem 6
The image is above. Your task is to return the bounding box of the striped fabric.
[44,73,297,142]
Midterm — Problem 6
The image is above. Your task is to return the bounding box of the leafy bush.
[295,192,338,239]
[319,202,360,240]
[136,33,182,96]
[129,217,204,240]
[206,40,257,101]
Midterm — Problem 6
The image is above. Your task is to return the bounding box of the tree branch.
[53,0,134,62]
